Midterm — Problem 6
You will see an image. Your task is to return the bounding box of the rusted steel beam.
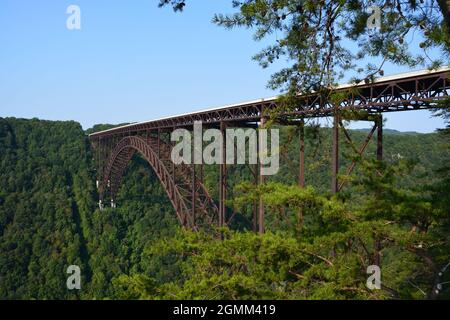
[219,121,227,228]
[340,121,360,155]
[259,117,266,234]
[191,163,196,229]
[331,112,340,194]
[376,115,383,161]
[299,118,305,189]
[338,123,377,192]
[253,162,258,233]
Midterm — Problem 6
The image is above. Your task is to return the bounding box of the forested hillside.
[0,117,448,299]
[0,118,93,298]
[0,118,178,299]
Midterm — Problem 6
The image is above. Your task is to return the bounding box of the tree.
[160,0,449,103]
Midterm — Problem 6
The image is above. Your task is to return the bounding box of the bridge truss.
[89,68,450,232]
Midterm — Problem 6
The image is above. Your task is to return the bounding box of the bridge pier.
[253,162,259,233]
[376,115,383,161]
[219,121,227,229]
[331,112,340,194]
[258,117,266,234]
[299,118,305,188]
[191,163,196,228]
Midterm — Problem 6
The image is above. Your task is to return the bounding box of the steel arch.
[99,135,218,229]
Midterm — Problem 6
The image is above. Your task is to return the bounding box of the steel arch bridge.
[101,135,218,229]
[89,67,450,232]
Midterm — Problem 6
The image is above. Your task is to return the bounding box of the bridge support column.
[191,163,196,229]
[98,137,105,202]
[376,115,383,161]
[172,132,176,197]
[299,118,305,188]
[253,162,259,233]
[297,118,305,232]
[157,128,161,158]
[258,117,266,234]
[331,112,339,194]
[219,121,227,228]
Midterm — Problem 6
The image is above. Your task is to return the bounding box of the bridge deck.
[89,67,450,138]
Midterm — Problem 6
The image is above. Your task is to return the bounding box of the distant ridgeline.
[0,117,448,299]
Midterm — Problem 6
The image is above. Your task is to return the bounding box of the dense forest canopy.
[0,116,448,299]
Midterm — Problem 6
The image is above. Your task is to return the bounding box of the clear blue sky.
[0,0,446,132]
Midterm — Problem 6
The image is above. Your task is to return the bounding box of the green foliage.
[0,118,92,299]
[112,153,450,299]
[160,0,450,99]
[0,117,177,299]
[109,125,450,300]
[0,117,448,300]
